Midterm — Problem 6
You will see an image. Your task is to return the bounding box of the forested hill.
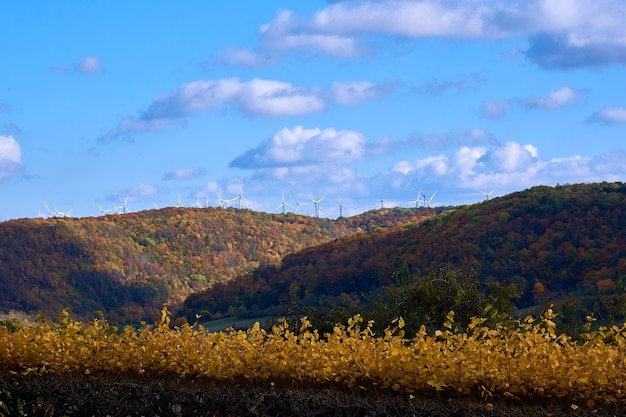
[0,206,439,322]
[183,182,626,325]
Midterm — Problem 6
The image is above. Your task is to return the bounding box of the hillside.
[183,182,626,328]
[0,206,439,322]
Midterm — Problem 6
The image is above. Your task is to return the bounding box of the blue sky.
[1,1,625,220]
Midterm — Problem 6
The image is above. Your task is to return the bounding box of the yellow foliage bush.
[1,307,625,407]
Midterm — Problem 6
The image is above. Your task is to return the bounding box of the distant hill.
[0,206,439,322]
[183,182,626,327]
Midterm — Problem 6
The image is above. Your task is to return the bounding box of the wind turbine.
[424,190,438,208]
[216,192,231,208]
[291,193,309,214]
[151,200,160,210]
[193,195,202,208]
[176,194,185,208]
[234,183,249,209]
[481,189,495,201]
[309,195,326,218]
[97,203,114,215]
[53,205,72,218]
[337,195,352,218]
[277,192,293,214]
[114,196,129,214]
[43,202,55,218]
[408,189,422,208]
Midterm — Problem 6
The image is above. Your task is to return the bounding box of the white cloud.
[99,78,327,141]
[587,107,626,125]
[483,86,585,119]
[141,78,325,120]
[0,135,22,163]
[525,86,585,109]
[236,79,325,117]
[74,56,103,73]
[0,135,23,180]
[99,78,396,141]
[112,183,158,203]
[481,142,538,172]
[216,0,626,69]
[259,9,362,58]
[377,141,626,203]
[311,1,492,38]
[215,47,273,68]
[230,129,626,213]
[330,81,394,105]
[164,167,207,180]
[481,100,511,119]
[230,126,367,169]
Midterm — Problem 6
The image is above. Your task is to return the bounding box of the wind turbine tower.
[43,202,55,218]
[114,196,129,214]
[97,203,114,215]
[408,189,422,208]
[216,192,231,208]
[337,195,352,218]
[292,193,308,214]
[176,194,185,208]
[481,189,495,201]
[309,195,326,218]
[277,192,293,214]
[427,190,438,208]
[234,183,249,209]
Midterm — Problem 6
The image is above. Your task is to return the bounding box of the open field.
[1,308,626,415]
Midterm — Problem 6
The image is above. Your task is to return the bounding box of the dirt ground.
[0,373,622,417]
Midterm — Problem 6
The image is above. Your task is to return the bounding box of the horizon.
[2,1,625,221]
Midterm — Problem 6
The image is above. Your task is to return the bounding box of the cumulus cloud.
[587,107,626,125]
[380,140,626,202]
[164,167,207,180]
[387,141,543,194]
[0,135,23,180]
[99,78,394,141]
[524,86,585,109]
[98,78,326,141]
[230,126,368,169]
[229,125,626,212]
[478,142,539,172]
[215,0,626,69]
